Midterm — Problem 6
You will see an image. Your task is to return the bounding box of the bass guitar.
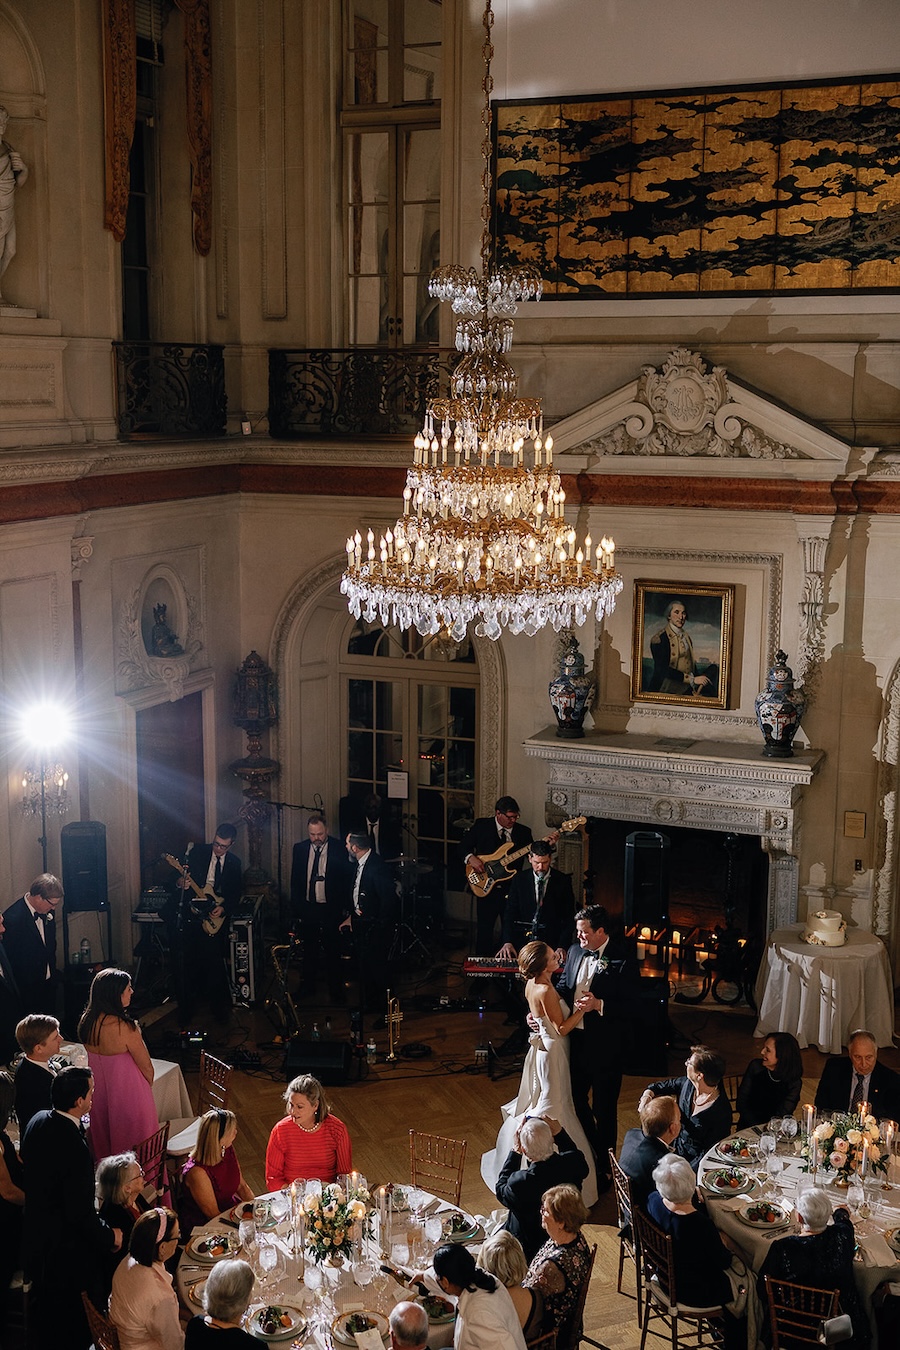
[466,816,586,898]
[162,853,227,936]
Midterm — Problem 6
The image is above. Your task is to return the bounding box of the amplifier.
[229,896,263,1005]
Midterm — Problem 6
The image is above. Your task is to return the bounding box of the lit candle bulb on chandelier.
[403,487,412,515]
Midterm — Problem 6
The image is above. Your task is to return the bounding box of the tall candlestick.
[801,1103,815,1141]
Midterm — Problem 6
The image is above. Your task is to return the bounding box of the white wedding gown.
[480,1002,598,1207]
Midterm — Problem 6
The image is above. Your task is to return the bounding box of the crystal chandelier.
[342,2,621,642]
[21,763,70,818]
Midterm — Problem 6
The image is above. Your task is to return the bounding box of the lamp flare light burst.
[341,2,621,641]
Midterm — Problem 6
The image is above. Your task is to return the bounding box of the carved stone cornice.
[101,0,137,242]
[175,0,213,256]
[70,534,94,579]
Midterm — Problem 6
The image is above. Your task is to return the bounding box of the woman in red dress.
[265,1075,352,1190]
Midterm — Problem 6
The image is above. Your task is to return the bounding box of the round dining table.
[753,924,895,1054]
[698,1130,900,1347]
[176,1188,480,1346]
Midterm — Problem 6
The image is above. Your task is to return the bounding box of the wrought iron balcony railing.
[113,341,227,440]
[268,347,455,438]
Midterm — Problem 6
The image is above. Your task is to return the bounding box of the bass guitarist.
[460,796,532,955]
[170,823,242,1027]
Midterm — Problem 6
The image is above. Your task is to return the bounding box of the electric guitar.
[162,853,227,936]
[466,816,587,898]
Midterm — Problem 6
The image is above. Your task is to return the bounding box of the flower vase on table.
[303,1179,372,1265]
[802,1113,887,1184]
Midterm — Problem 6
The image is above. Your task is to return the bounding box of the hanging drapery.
[101,0,137,242]
[174,0,212,256]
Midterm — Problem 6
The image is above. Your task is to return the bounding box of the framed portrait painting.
[631,581,735,709]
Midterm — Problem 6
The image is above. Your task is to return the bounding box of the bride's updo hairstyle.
[518,940,551,980]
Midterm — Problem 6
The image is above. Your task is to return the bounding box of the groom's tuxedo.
[556,936,635,1183]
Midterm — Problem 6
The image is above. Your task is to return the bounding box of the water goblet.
[238,1217,255,1256]
[424,1214,443,1257]
[767,1155,784,1198]
[254,1197,271,1236]
[259,1239,278,1290]
[846,1177,865,1219]
[353,1258,376,1296]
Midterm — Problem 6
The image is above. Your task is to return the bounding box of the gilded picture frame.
[631,581,735,709]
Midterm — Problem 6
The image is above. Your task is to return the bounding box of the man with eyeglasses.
[3,873,63,1015]
[461,796,533,955]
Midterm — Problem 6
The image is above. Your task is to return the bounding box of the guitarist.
[172,823,242,1027]
[460,796,532,955]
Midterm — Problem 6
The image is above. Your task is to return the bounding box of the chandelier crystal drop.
[341,1,621,641]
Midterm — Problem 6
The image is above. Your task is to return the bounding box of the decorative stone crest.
[117,585,203,701]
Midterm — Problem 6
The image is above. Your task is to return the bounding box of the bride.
[481,940,598,1207]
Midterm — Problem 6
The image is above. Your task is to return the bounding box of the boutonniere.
[594,956,609,974]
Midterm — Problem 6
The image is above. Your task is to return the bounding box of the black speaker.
[625,976,670,1077]
[284,1038,352,1085]
[61,821,108,912]
[624,830,670,929]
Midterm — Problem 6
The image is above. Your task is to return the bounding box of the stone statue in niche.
[148,603,184,657]
[0,107,28,304]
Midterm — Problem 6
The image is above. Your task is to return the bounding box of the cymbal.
[387,857,433,874]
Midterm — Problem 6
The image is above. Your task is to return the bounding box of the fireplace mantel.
[524,728,825,930]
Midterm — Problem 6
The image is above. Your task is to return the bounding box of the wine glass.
[258,1239,278,1290]
[846,1177,865,1218]
[424,1213,443,1257]
[353,1258,376,1297]
[766,1155,784,1198]
[238,1217,255,1255]
[254,1197,271,1236]
[779,1116,799,1149]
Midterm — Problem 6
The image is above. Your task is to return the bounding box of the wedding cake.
[803,909,847,947]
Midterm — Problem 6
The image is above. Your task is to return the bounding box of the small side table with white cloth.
[754,924,895,1054]
[60,1043,193,1128]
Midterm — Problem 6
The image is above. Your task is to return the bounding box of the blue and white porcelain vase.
[549,631,595,739]
[755,649,806,758]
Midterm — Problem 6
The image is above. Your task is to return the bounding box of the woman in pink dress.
[79,968,160,1161]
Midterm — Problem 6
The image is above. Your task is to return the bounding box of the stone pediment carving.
[550,348,851,470]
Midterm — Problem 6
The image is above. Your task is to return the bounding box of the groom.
[556,904,636,1192]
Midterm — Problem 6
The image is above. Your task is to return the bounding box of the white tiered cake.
[803,909,847,947]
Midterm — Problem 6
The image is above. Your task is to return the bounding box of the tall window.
[342,1,442,346]
[122,1,168,339]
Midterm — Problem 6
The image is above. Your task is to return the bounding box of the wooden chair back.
[408,1129,467,1205]
[564,1241,597,1350]
[633,1209,724,1350]
[133,1120,170,1201]
[722,1074,741,1127]
[526,1333,557,1350]
[81,1292,121,1350]
[764,1276,840,1348]
[198,1050,232,1113]
[608,1149,642,1308]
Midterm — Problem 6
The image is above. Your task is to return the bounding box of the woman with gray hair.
[185,1258,257,1344]
[757,1191,868,1347]
[647,1154,744,1346]
[96,1151,147,1294]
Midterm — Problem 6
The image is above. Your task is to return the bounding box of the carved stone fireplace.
[525,727,824,933]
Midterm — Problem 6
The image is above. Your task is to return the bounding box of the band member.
[499,841,576,961]
[340,833,397,1013]
[171,824,242,1027]
[460,797,533,955]
[290,812,351,1002]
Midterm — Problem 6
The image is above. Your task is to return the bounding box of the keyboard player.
[497,841,576,965]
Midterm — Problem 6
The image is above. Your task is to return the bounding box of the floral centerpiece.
[802,1112,887,1183]
[303,1181,371,1264]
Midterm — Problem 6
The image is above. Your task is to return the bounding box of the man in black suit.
[618,1094,681,1208]
[0,909,23,1062]
[460,796,533,955]
[341,832,398,1013]
[174,823,242,1026]
[495,1115,590,1260]
[291,812,352,1001]
[22,1065,121,1349]
[556,904,636,1191]
[13,1012,61,1134]
[2,873,63,1016]
[339,791,403,860]
[499,840,575,960]
[815,1028,900,1120]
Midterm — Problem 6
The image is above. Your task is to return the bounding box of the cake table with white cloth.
[754,923,894,1053]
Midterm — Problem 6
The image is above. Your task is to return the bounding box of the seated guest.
[433,1243,527,1350]
[757,1188,869,1348]
[523,1184,593,1350]
[389,1301,429,1350]
[618,1095,681,1208]
[185,1257,257,1345]
[109,1207,183,1350]
[639,1045,732,1169]
[814,1028,900,1121]
[0,1071,24,1312]
[265,1074,352,1190]
[647,1154,744,1348]
[737,1031,803,1128]
[179,1110,253,1238]
[13,1012,62,1134]
[496,1115,589,1261]
[97,1151,149,1293]
[478,1231,544,1341]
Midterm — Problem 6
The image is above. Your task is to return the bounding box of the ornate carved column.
[795,517,832,698]
[174,0,213,255]
[230,651,278,881]
[101,0,137,241]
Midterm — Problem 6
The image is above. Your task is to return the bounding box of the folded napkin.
[860,1233,898,1268]
[421,1198,442,1216]
[714,1197,747,1213]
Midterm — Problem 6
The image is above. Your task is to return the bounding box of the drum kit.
[386,854,433,964]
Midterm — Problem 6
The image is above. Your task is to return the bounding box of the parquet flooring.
[137,936,898,1350]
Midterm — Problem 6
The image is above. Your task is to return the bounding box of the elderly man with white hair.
[389,1301,429,1350]
[495,1114,589,1261]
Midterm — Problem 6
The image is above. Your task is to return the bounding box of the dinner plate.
[885,1227,900,1256]
[187,1278,208,1308]
[736,1199,792,1231]
[230,1200,278,1231]
[713,1137,755,1164]
[331,1309,389,1345]
[187,1229,243,1262]
[420,1295,457,1324]
[246,1303,306,1342]
[441,1211,478,1241]
[700,1168,754,1198]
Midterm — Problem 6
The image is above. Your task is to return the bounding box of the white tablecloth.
[754,924,895,1054]
[150,1058,193,1123]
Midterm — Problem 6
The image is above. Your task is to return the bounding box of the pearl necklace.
[297,1121,321,1133]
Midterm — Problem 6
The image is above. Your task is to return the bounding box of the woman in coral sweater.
[265,1074,352,1190]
